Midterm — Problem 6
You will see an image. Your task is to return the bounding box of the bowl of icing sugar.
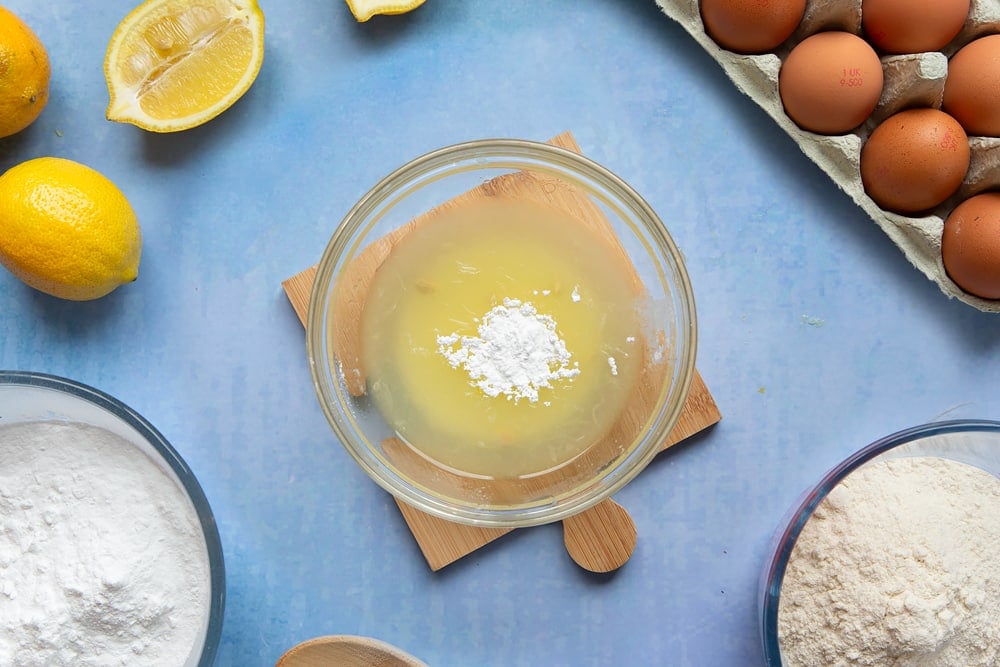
[760,420,1000,667]
[307,138,697,528]
[0,371,224,666]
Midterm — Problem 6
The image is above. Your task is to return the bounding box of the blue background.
[2,1,999,665]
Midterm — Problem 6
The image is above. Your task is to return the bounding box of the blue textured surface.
[2,2,999,665]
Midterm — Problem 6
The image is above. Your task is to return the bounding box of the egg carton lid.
[657,0,1000,313]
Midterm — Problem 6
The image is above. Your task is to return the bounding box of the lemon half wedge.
[346,0,426,22]
[104,0,264,133]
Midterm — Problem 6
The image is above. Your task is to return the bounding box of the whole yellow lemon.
[0,6,50,139]
[0,157,142,301]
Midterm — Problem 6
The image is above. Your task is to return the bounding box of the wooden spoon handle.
[562,498,637,573]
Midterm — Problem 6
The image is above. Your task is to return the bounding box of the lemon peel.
[0,6,50,139]
[346,0,426,22]
[0,157,142,301]
[104,0,265,133]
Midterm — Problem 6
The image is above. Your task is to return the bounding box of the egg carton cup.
[656,0,1000,313]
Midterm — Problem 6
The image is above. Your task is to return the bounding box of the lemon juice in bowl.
[359,196,646,479]
[308,138,697,526]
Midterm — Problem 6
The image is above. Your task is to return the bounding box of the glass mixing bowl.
[759,419,1000,665]
[307,138,697,528]
[0,371,225,667]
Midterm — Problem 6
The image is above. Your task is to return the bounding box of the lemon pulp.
[357,197,645,479]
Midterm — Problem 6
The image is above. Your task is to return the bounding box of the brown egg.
[942,192,1000,299]
[860,108,970,214]
[943,34,1000,137]
[779,32,884,135]
[861,0,970,54]
[700,0,806,54]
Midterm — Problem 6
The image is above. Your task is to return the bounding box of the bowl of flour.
[0,371,224,666]
[760,420,1000,667]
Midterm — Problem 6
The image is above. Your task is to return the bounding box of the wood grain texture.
[282,132,721,571]
[394,501,514,571]
[563,498,637,573]
[281,266,315,326]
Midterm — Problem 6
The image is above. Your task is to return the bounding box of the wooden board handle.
[562,498,637,573]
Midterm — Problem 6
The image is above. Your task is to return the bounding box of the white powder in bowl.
[778,456,1000,666]
[0,420,211,666]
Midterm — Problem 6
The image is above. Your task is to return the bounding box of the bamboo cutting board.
[283,133,721,571]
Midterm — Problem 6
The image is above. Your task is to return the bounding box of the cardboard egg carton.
[656,0,1000,312]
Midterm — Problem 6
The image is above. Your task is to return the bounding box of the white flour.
[0,420,210,667]
[437,297,580,403]
[778,456,1000,666]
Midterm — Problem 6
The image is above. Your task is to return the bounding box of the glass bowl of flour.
[760,420,1000,667]
[307,138,697,528]
[0,371,224,666]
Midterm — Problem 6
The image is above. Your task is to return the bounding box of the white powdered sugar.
[0,420,210,667]
[778,456,1000,666]
[437,297,580,403]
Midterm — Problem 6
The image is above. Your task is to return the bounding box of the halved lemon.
[104,0,265,133]
[346,0,426,22]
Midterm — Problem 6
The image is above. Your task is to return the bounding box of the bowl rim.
[306,137,698,527]
[0,369,226,667]
[759,418,1000,665]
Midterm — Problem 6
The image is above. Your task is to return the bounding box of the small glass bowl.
[0,371,225,667]
[759,419,1000,665]
[307,139,697,528]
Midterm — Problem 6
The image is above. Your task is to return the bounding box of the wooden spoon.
[276,635,428,667]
